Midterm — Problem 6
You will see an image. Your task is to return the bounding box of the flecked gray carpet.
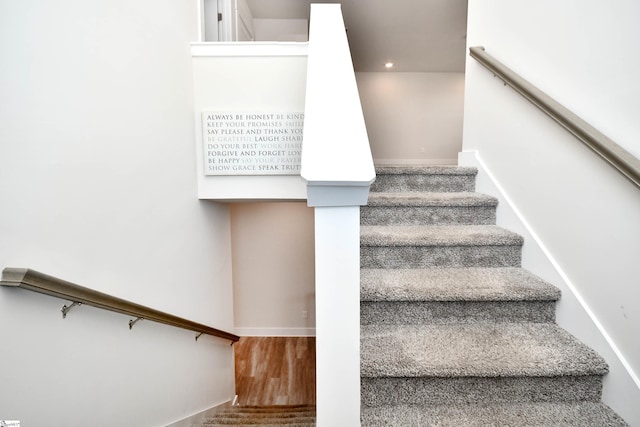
[362,402,627,426]
[360,165,627,426]
[199,405,316,426]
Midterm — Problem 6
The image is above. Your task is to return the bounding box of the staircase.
[199,404,316,426]
[360,166,628,426]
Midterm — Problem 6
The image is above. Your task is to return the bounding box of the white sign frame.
[202,111,304,176]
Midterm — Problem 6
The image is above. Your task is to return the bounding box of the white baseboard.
[234,327,316,337]
[164,399,232,427]
[373,158,457,166]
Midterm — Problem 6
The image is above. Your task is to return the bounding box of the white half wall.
[0,1,235,425]
[231,202,315,336]
[191,43,308,200]
[464,1,640,423]
[356,72,465,165]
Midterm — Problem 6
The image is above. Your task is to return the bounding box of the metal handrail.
[0,268,240,343]
[469,46,640,189]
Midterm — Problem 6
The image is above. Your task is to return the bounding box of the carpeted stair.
[360,165,628,426]
[199,404,316,426]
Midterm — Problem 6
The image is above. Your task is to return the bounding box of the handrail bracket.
[129,317,143,330]
[61,301,82,319]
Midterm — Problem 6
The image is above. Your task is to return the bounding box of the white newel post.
[302,5,376,425]
[305,185,371,427]
[313,203,362,425]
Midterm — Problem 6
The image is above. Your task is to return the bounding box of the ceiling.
[246,0,468,73]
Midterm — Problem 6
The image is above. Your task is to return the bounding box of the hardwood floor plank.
[234,336,316,406]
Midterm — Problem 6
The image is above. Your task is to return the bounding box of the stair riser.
[204,417,316,422]
[361,245,522,269]
[208,414,316,419]
[361,402,628,426]
[360,300,557,324]
[361,206,496,226]
[371,175,475,193]
[361,376,603,407]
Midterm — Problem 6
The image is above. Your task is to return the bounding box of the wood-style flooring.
[234,336,316,406]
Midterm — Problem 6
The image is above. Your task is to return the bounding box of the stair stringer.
[458,149,640,425]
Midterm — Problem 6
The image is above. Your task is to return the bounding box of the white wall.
[231,202,315,336]
[253,19,309,42]
[0,1,235,425]
[356,72,465,165]
[236,0,255,41]
[464,0,640,423]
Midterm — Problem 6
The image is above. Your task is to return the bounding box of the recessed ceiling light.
[384,62,394,69]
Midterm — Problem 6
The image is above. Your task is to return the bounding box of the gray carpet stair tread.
[361,402,628,426]
[366,191,497,207]
[361,267,560,302]
[200,405,316,426]
[359,165,626,424]
[361,322,608,378]
[375,165,478,175]
[361,225,523,247]
[202,421,315,426]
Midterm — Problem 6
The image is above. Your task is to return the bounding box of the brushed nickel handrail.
[469,46,640,189]
[0,267,239,343]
